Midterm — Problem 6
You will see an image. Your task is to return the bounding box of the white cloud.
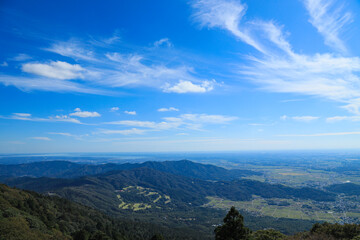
[22,61,85,80]
[49,115,82,123]
[177,133,189,136]
[47,132,89,140]
[124,110,136,115]
[69,108,101,118]
[99,128,146,135]
[0,75,108,95]
[248,123,265,126]
[45,41,211,93]
[163,80,215,93]
[177,113,238,124]
[292,116,320,122]
[192,0,360,114]
[45,41,96,61]
[13,113,31,117]
[326,116,360,122]
[158,107,179,112]
[1,37,212,95]
[30,137,51,141]
[105,113,237,132]
[48,132,73,136]
[243,52,360,114]
[110,107,119,112]
[154,38,173,47]
[10,54,32,61]
[280,115,288,121]
[280,115,319,122]
[105,120,180,130]
[0,62,8,67]
[191,0,265,53]
[0,113,81,124]
[304,0,352,53]
[104,53,209,91]
[279,131,360,137]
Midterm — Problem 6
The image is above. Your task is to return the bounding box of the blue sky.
[1,0,360,153]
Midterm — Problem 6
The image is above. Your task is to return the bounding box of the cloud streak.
[279,131,360,137]
[192,0,359,114]
[30,137,51,141]
[0,113,81,124]
[158,107,179,112]
[304,0,352,53]
[1,36,215,95]
[192,0,265,53]
[281,115,320,122]
[105,113,237,132]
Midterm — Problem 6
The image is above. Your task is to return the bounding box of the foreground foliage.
[215,207,360,240]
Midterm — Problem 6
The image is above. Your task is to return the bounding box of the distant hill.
[4,167,336,213]
[0,159,261,180]
[326,183,360,196]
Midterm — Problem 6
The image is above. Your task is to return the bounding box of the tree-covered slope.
[0,183,206,240]
[326,183,360,196]
[4,167,336,214]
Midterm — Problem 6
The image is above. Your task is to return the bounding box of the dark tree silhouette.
[214,206,250,240]
[150,234,165,240]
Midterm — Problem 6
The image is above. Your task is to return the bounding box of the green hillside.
[0,184,207,240]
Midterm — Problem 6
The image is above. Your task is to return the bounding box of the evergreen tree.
[214,206,250,240]
[150,234,165,240]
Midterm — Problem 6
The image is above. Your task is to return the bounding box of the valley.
[1,152,360,238]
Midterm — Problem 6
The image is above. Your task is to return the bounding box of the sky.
[1,0,360,153]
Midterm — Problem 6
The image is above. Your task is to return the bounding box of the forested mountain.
[0,184,203,240]
[4,167,335,210]
[0,160,260,180]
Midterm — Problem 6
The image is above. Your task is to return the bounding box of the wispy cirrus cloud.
[0,75,109,95]
[304,0,352,53]
[0,37,215,95]
[105,113,237,133]
[192,0,265,54]
[47,132,89,140]
[191,0,360,114]
[10,53,32,62]
[279,131,360,137]
[0,112,81,124]
[158,107,179,112]
[281,115,320,122]
[13,113,31,117]
[45,40,96,61]
[30,136,51,141]
[105,120,182,131]
[154,38,173,47]
[48,132,73,137]
[326,115,360,122]
[98,128,147,135]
